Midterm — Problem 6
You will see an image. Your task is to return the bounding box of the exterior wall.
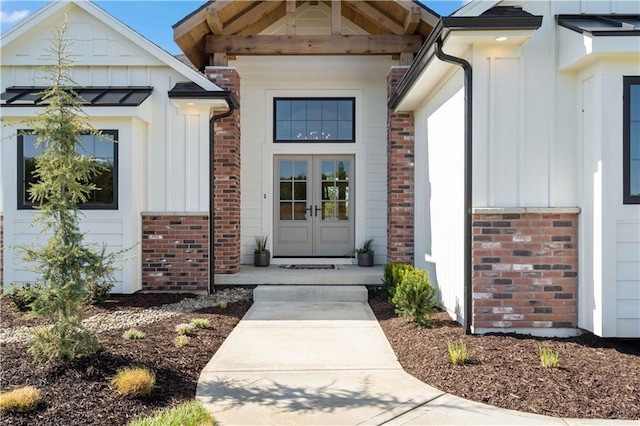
[206,67,242,274]
[578,60,640,337]
[414,70,466,323]
[0,215,3,291]
[387,67,415,264]
[141,214,208,292]
[472,210,579,336]
[232,55,394,264]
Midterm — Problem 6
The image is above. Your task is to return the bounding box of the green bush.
[128,400,214,426]
[391,268,437,326]
[6,283,41,312]
[382,263,414,299]
[84,279,113,305]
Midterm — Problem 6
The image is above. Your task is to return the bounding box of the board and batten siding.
[232,55,394,264]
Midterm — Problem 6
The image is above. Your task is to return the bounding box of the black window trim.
[17,129,119,210]
[273,97,356,143]
[623,76,640,204]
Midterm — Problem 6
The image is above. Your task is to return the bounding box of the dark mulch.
[369,294,640,420]
[1,295,251,426]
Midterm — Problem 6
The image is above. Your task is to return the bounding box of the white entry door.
[274,155,354,257]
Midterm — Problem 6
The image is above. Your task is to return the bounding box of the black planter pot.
[254,251,271,267]
[357,252,374,267]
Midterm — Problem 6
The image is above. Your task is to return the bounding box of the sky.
[0,0,467,55]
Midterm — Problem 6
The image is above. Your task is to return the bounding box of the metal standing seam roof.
[0,86,153,106]
[557,15,640,36]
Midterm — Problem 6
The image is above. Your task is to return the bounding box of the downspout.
[208,102,237,294]
[434,38,473,335]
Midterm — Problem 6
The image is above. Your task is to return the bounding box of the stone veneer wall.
[472,209,579,332]
[387,66,415,264]
[205,67,241,274]
[141,214,209,292]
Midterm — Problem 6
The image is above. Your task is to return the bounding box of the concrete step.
[253,285,368,303]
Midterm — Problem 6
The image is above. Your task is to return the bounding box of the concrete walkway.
[196,286,635,425]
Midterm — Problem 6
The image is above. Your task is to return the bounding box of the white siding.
[233,55,394,264]
[414,70,466,323]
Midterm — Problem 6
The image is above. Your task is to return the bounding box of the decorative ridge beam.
[206,34,422,55]
[223,1,284,35]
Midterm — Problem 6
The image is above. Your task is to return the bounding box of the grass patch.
[190,318,211,329]
[122,329,146,340]
[174,335,190,348]
[447,341,469,365]
[175,323,195,336]
[128,400,214,426]
[539,346,560,368]
[111,366,155,398]
[0,386,42,413]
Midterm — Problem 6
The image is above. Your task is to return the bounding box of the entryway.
[273,155,354,257]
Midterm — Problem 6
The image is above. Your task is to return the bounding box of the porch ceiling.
[173,0,438,70]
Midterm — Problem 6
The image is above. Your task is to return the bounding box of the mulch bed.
[1,294,251,426]
[369,294,640,420]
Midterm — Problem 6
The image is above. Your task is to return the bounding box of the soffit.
[173,0,438,70]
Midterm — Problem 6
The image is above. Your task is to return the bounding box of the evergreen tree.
[19,18,119,362]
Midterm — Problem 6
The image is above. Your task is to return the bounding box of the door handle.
[314,205,321,217]
[306,205,314,219]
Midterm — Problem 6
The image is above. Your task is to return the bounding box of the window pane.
[294,202,307,220]
[307,101,322,120]
[280,161,292,180]
[322,201,337,220]
[338,201,349,220]
[322,161,335,180]
[280,182,292,200]
[280,202,292,220]
[276,101,292,121]
[322,121,337,140]
[291,121,306,140]
[337,100,353,120]
[632,121,640,159]
[337,121,353,140]
[293,182,307,200]
[291,101,307,120]
[276,121,292,140]
[23,135,42,157]
[337,182,349,200]
[94,136,114,159]
[293,161,307,180]
[631,85,640,122]
[336,161,349,179]
[322,100,338,120]
[307,121,322,140]
[77,134,95,156]
[631,160,640,196]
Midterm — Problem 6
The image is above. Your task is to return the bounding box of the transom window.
[624,77,640,204]
[18,130,118,210]
[274,98,355,142]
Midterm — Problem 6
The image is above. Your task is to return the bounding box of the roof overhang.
[168,82,239,110]
[557,15,640,71]
[389,13,543,111]
[1,86,153,107]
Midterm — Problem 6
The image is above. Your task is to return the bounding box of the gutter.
[208,93,239,294]
[434,39,473,335]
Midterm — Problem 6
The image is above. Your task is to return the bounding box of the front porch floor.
[213,264,383,286]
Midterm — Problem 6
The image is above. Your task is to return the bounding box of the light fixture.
[186,102,195,106]
[495,36,508,42]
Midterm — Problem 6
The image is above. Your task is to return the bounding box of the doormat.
[279,264,340,270]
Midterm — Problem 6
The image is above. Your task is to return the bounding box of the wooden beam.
[404,7,421,34]
[309,0,318,5]
[399,52,414,65]
[331,0,341,35]
[286,0,296,35]
[206,6,224,34]
[223,1,283,35]
[347,1,404,35]
[212,52,229,66]
[206,34,423,55]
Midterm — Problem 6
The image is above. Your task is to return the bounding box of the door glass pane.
[294,202,307,220]
[280,161,292,180]
[338,202,349,220]
[293,182,307,200]
[337,182,349,200]
[293,162,307,180]
[280,182,292,200]
[280,202,292,220]
[322,201,337,221]
[336,161,349,179]
[322,161,335,180]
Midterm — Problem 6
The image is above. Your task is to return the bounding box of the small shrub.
[174,335,190,348]
[6,283,41,312]
[539,346,560,368]
[84,279,113,305]
[382,263,414,299]
[447,341,469,365]
[219,301,228,309]
[128,400,214,426]
[391,268,437,326]
[123,329,146,340]
[190,318,211,329]
[29,324,100,362]
[175,323,195,335]
[111,366,155,398]
[0,386,42,413]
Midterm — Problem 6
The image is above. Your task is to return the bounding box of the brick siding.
[472,212,578,330]
[141,214,209,292]
[387,66,415,264]
[205,67,241,274]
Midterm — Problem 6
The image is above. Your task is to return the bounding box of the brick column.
[205,67,241,274]
[387,66,415,264]
[472,210,579,333]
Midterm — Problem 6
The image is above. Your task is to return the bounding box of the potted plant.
[254,236,270,267]
[355,239,374,267]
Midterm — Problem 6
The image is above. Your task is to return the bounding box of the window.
[624,77,640,204]
[274,98,355,142]
[18,130,118,209]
